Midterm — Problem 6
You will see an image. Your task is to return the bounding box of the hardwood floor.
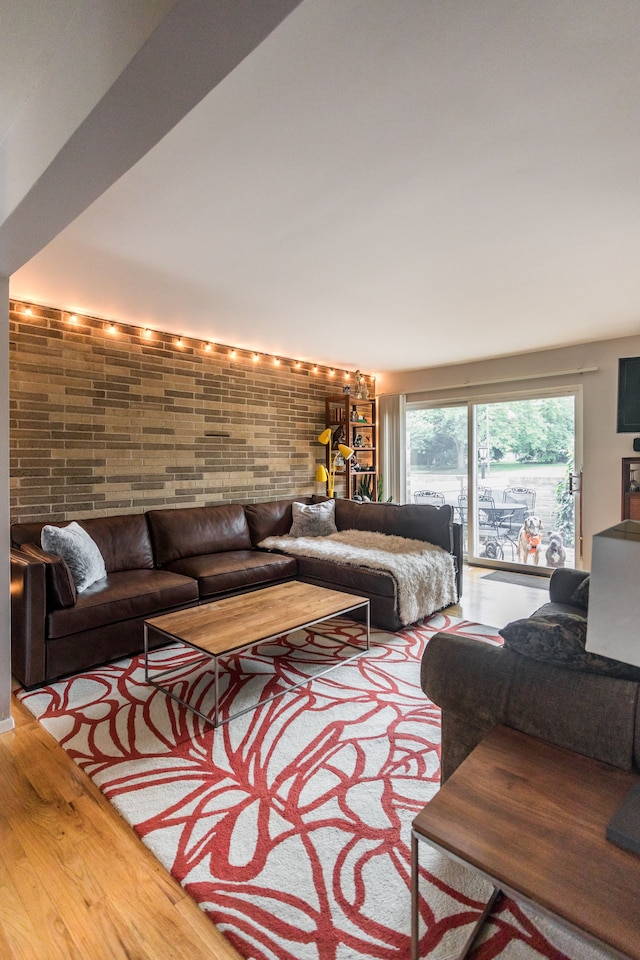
[0,567,547,959]
[0,697,243,960]
[450,565,549,627]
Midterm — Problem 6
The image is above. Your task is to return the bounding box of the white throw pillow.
[289,500,337,538]
[41,521,107,593]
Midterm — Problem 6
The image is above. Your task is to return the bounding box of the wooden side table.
[411,725,640,960]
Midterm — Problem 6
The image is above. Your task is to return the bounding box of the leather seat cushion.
[165,550,298,598]
[47,569,198,639]
[295,556,396,597]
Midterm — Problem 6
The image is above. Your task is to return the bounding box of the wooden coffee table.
[144,580,370,727]
[411,724,640,960]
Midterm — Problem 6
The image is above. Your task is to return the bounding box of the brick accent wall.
[10,300,367,523]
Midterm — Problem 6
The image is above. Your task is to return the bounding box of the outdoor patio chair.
[499,486,536,535]
[457,493,498,527]
[414,490,445,506]
[478,493,501,537]
[462,486,492,498]
[503,486,536,512]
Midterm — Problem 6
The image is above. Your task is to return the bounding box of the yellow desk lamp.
[315,464,329,496]
[317,429,354,498]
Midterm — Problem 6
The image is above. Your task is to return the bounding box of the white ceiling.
[6,0,640,374]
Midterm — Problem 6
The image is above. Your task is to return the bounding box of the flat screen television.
[617,357,640,432]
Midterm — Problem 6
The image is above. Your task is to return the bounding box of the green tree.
[408,407,467,471]
[478,398,573,464]
[409,397,573,471]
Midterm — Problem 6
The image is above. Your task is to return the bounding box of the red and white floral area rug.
[16,614,611,960]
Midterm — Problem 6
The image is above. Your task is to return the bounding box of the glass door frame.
[406,384,583,572]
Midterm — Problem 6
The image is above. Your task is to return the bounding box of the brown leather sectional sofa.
[11,496,462,689]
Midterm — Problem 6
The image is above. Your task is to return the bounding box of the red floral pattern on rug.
[17,614,606,960]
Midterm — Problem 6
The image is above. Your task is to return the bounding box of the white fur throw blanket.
[258,529,457,625]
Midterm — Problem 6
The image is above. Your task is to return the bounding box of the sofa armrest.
[10,548,48,688]
[548,567,588,604]
[422,631,639,781]
[19,542,77,608]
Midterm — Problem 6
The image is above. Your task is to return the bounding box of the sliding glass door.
[406,392,579,570]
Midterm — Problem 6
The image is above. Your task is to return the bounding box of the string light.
[22,302,364,383]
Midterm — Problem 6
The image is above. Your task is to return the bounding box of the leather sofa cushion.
[148,504,252,565]
[11,521,50,548]
[334,500,453,553]
[11,514,155,573]
[80,514,155,571]
[295,555,396,598]
[47,569,198,639]
[245,497,313,545]
[165,550,297,598]
[19,543,78,608]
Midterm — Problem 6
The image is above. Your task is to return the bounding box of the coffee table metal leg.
[411,829,419,960]
[411,826,502,960]
[214,653,220,728]
[455,885,502,960]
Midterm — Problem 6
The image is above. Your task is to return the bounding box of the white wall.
[0,277,13,732]
[380,333,640,569]
[0,0,303,277]
[0,1,175,228]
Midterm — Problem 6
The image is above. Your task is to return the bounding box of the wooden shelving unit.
[324,394,377,500]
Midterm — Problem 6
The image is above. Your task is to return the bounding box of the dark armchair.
[421,568,640,782]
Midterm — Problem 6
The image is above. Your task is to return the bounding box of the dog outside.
[409,466,575,568]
